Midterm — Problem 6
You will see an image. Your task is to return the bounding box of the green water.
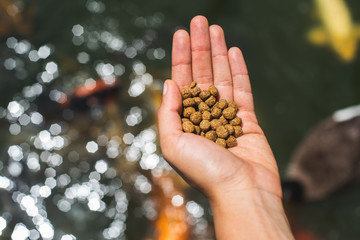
[1,0,360,239]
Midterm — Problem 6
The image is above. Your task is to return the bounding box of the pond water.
[0,0,360,239]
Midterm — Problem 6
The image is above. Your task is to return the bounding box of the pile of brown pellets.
[181,81,243,148]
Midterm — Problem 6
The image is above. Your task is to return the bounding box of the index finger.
[172,30,192,89]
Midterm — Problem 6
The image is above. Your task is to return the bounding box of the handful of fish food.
[181,81,243,148]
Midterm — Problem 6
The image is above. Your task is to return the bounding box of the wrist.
[209,186,285,216]
[207,164,283,211]
[209,186,294,240]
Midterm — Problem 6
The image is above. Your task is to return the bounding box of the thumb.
[158,80,183,151]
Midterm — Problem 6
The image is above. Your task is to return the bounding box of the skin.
[158,15,294,239]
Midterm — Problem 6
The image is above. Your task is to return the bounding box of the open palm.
[158,16,282,203]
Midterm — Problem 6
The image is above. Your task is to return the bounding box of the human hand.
[158,15,281,204]
[158,16,293,239]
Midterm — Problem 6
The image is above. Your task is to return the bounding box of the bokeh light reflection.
[11,223,30,240]
[0,176,14,191]
[8,145,23,161]
[61,234,76,240]
[7,101,24,118]
[8,162,23,177]
[95,160,108,174]
[0,1,214,238]
[0,217,7,235]
[38,222,54,239]
[37,45,51,59]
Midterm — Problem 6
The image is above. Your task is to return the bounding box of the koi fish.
[283,104,360,201]
[307,0,360,62]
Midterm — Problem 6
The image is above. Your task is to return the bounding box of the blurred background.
[0,0,360,239]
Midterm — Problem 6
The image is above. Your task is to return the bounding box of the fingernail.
[163,81,167,95]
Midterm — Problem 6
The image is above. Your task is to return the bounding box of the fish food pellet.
[230,117,241,126]
[205,96,216,107]
[182,118,190,123]
[181,81,243,148]
[223,107,237,120]
[191,87,201,97]
[211,107,222,118]
[190,111,202,125]
[216,126,229,139]
[181,87,192,99]
[183,107,196,118]
[209,85,218,97]
[229,101,239,111]
[202,111,212,120]
[219,115,228,125]
[210,119,222,130]
[226,136,237,148]
[183,98,196,107]
[225,124,235,135]
[205,130,217,142]
[234,126,243,138]
[216,138,227,148]
[190,81,197,89]
[200,120,211,132]
[194,125,201,135]
[218,99,228,109]
[182,121,195,133]
[198,102,210,113]
[199,90,211,100]
[194,97,203,105]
